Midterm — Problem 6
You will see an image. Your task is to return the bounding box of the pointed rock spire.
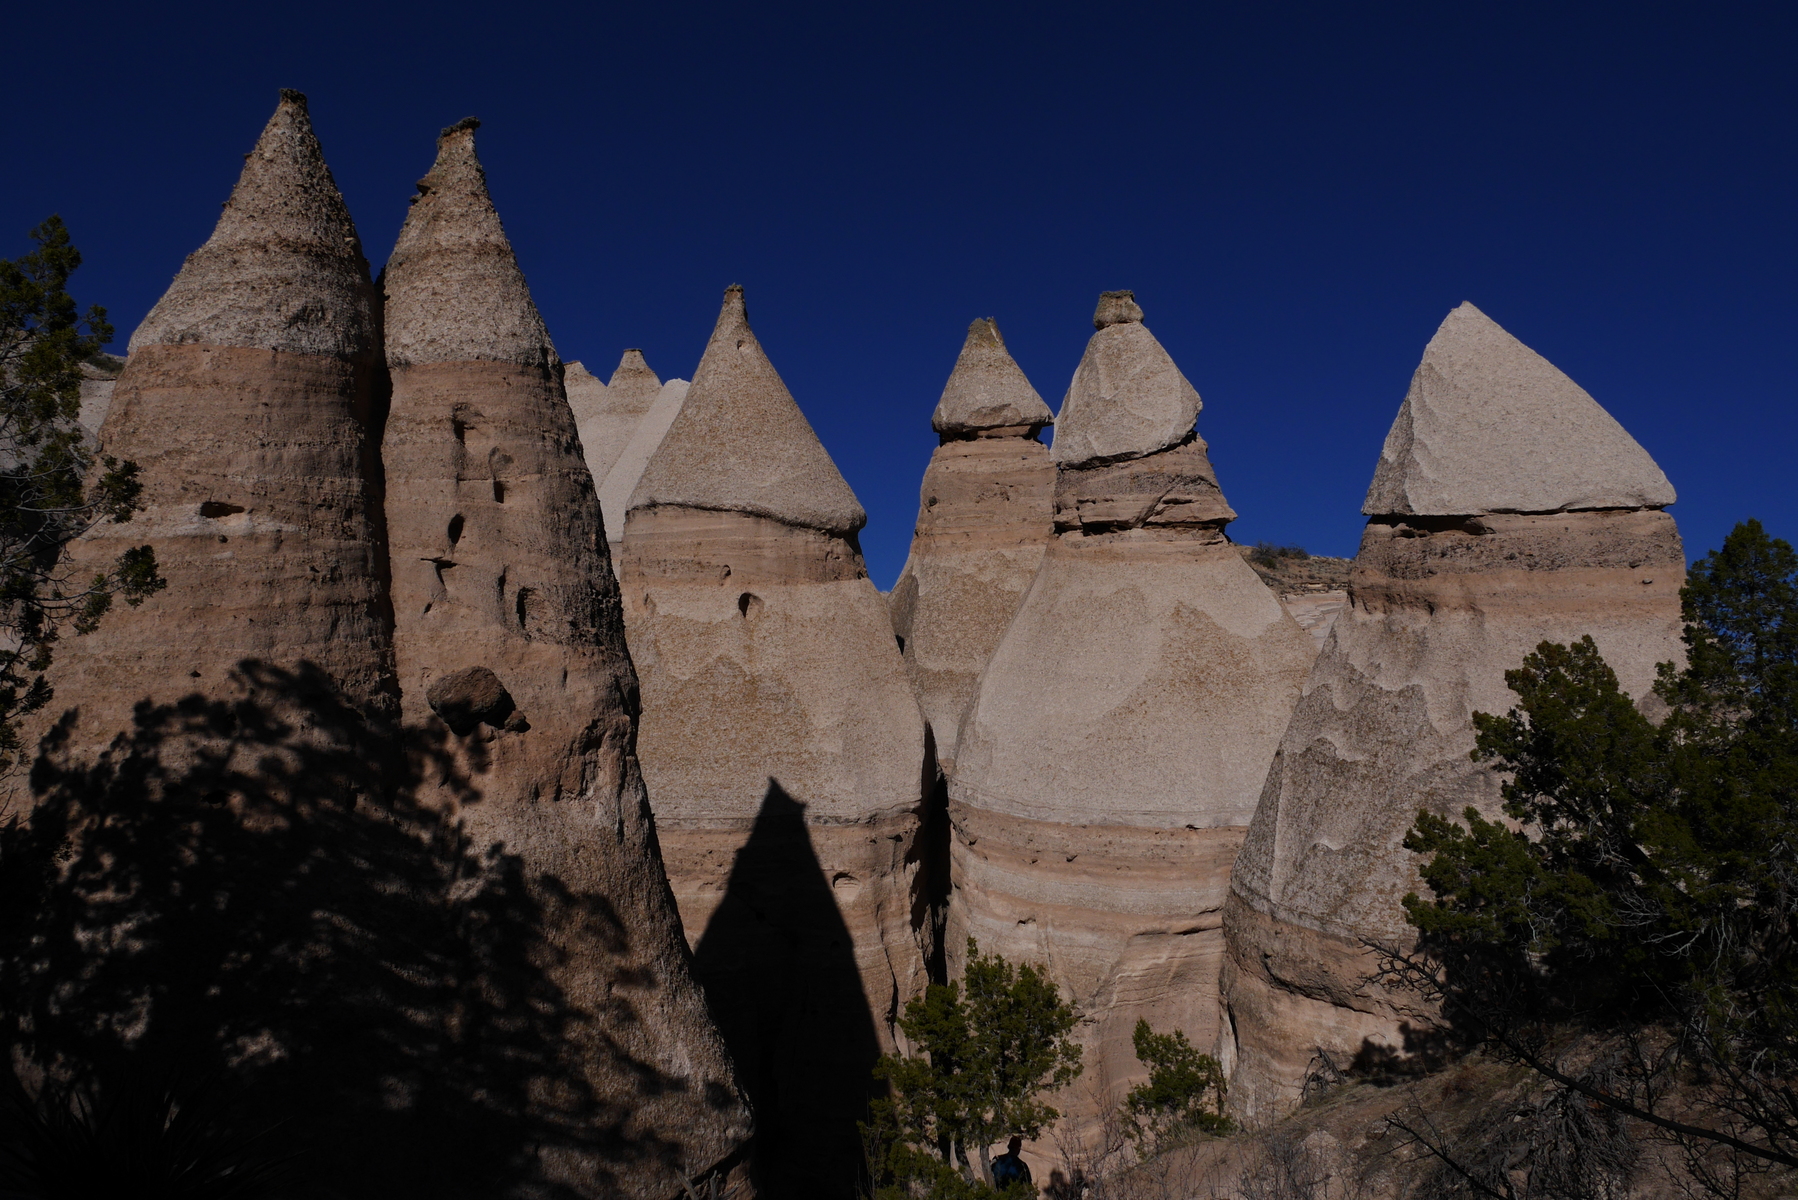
[629,285,865,534]
[130,90,377,358]
[562,359,608,418]
[609,347,663,401]
[931,318,1054,436]
[596,376,689,550]
[1050,290,1201,465]
[1364,302,1676,515]
[382,117,554,369]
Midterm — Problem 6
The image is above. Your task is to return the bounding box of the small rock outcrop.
[381,119,752,1195]
[1221,303,1687,1124]
[888,317,1055,774]
[620,285,927,1198]
[949,292,1314,1141]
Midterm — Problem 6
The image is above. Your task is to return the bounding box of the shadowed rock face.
[620,286,927,1199]
[1221,307,1686,1126]
[948,293,1313,1151]
[380,120,752,1196]
[891,319,1055,775]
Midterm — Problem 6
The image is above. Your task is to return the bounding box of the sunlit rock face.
[381,119,753,1196]
[1221,303,1686,1125]
[620,285,928,1199]
[888,317,1055,776]
[947,292,1314,1146]
[566,348,693,555]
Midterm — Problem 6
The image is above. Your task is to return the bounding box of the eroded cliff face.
[380,119,752,1196]
[620,287,927,1199]
[948,292,1314,1148]
[1220,305,1686,1126]
[890,318,1055,775]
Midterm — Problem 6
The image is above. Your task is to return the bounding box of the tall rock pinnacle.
[380,121,752,1196]
[1221,304,1685,1123]
[628,284,865,535]
[948,291,1313,1147]
[890,317,1055,774]
[620,285,927,1197]
[564,348,690,551]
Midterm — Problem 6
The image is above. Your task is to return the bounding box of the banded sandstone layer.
[1221,303,1684,1124]
[621,286,927,1199]
[381,119,751,1195]
[949,292,1314,1143]
[888,317,1055,775]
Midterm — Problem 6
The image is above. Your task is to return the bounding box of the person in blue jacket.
[991,1136,1033,1190]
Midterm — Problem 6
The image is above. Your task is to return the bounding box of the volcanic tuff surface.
[621,286,926,1199]
[380,119,753,1195]
[891,318,1056,774]
[1221,304,1686,1125]
[1363,302,1676,516]
[629,286,865,536]
[948,291,1314,1150]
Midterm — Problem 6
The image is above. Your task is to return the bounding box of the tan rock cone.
[381,119,752,1195]
[1220,305,1686,1125]
[619,285,927,1197]
[596,375,689,551]
[43,88,393,755]
[948,292,1314,1148]
[890,318,1055,775]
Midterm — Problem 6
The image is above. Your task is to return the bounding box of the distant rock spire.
[382,118,555,369]
[1364,302,1676,515]
[931,318,1054,436]
[1050,290,1202,466]
[629,285,865,535]
[609,348,663,401]
[130,89,377,358]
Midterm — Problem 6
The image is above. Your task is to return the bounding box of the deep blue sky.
[5,2,1793,586]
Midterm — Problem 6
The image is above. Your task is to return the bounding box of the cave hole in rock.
[737,592,762,618]
[199,501,245,518]
[492,479,506,503]
[447,514,464,546]
[515,587,537,633]
[451,416,468,444]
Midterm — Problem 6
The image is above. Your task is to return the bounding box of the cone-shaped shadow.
[692,783,881,1199]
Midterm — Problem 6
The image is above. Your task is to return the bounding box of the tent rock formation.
[889,317,1055,775]
[620,285,927,1198]
[949,291,1314,1143]
[1220,303,1687,1124]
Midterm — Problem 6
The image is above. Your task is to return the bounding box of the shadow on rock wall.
[0,660,699,1199]
[692,783,880,1200]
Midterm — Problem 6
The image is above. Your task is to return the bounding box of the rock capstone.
[931,317,1055,436]
[1049,289,1202,466]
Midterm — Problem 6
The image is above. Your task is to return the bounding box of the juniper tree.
[0,217,161,771]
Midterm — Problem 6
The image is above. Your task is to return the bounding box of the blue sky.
[5,2,1792,586]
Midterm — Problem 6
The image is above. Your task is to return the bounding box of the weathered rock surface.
[381,119,752,1196]
[568,349,664,501]
[1221,306,1686,1126]
[891,318,1055,774]
[629,287,864,536]
[1364,302,1676,516]
[949,293,1314,1147]
[1049,291,1202,467]
[621,286,927,1198]
[595,367,690,557]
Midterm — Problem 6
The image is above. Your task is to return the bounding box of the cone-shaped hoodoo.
[567,349,660,490]
[620,285,927,1197]
[948,291,1314,1147]
[889,318,1055,774]
[20,90,419,1195]
[1221,304,1686,1123]
[380,119,752,1195]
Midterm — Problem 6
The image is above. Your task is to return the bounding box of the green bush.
[1120,1020,1230,1151]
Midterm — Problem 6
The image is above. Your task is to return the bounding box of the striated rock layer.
[621,286,927,1199]
[888,318,1055,774]
[381,119,752,1196]
[1221,305,1686,1125]
[949,292,1313,1145]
